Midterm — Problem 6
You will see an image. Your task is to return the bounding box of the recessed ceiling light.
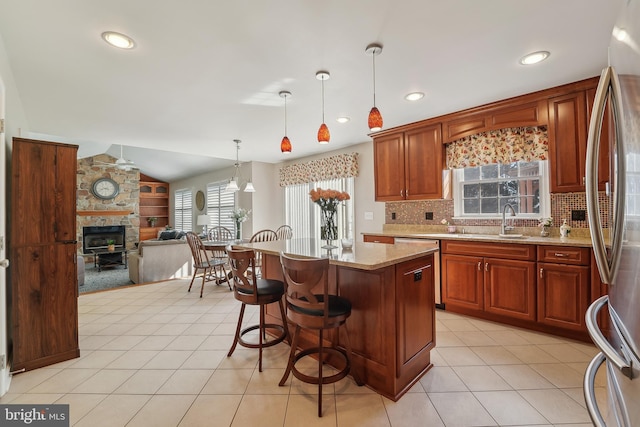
[519,51,550,65]
[101,31,135,49]
[336,117,350,123]
[405,92,425,101]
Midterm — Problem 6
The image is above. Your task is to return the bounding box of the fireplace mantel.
[78,210,133,216]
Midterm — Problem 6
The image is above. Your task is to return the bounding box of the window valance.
[446,126,548,169]
[279,152,359,187]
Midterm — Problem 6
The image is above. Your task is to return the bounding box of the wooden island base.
[260,250,436,401]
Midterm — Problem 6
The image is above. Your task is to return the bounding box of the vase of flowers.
[538,217,552,237]
[310,188,350,249]
[106,239,115,252]
[230,208,251,240]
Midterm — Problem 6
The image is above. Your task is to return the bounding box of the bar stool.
[279,252,363,417]
[226,246,289,372]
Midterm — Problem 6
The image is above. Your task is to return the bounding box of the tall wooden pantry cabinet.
[9,138,80,372]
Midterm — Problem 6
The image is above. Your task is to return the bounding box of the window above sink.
[452,160,551,220]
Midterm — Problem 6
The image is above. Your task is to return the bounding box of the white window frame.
[453,160,550,220]
[174,188,193,231]
[206,180,236,231]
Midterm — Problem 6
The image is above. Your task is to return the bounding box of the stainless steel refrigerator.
[584,0,640,425]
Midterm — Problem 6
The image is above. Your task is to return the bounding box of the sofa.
[128,239,193,284]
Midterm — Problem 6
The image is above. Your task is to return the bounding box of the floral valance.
[279,152,359,187]
[446,126,548,169]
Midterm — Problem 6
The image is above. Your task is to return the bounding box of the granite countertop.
[366,225,596,248]
[238,238,439,270]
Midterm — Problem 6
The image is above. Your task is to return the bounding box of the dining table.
[202,239,245,284]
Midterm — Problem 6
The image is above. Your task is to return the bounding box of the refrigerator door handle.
[586,66,626,285]
[586,295,634,378]
[584,352,607,427]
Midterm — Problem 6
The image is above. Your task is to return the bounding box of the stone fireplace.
[76,154,140,255]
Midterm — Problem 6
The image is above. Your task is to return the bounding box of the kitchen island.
[238,238,439,401]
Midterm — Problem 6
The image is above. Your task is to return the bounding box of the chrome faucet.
[501,203,516,235]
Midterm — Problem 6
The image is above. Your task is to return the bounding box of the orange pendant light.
[279,91,292,153]
[366,43,383,132]
[316,71,331,144]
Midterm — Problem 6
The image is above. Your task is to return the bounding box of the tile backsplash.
[385,192,608,229]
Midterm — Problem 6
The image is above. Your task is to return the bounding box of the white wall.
[169,141,385,241]
[0,33,29,149]
[0,33,29,397]
[170,160,281,239]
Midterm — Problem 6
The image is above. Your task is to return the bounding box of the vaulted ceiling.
[0,0,623,181]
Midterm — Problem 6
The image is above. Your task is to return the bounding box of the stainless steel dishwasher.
[394,238,443,309]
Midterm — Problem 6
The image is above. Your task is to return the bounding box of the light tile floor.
[1,279,609,426]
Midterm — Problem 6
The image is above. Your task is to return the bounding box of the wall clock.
[92,177,120,200]
[195,190,205,211]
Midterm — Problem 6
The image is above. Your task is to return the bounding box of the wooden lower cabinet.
[484,258,536,321]
[11,245,80,371]
[537,262,590,332]
[442,253,536,321]
[363,234,395,244]
[441,254,483,311]
[442,240,593,340]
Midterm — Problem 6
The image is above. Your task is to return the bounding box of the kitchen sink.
[497,233,527,239]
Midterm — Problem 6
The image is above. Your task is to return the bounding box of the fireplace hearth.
[82,225,126,254]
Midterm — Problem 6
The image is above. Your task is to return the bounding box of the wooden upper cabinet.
[373,124,443,201]
[405,124,443,200]
[444,114,488,142]
[374,132,405,201]
[11,138,78,245]
[443,100,547,143]
[140,182,169,197]
[548,91,588,193]
[549,86,611,193]
[490,100,548,129]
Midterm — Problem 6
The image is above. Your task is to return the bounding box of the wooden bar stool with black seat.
[279,252,363,417]
[226,246,289,372]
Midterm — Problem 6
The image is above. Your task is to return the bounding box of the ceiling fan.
[95,145,139,171]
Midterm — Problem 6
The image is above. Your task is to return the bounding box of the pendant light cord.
[321,77,325,123]
[372,53,377,107]
[284,94,288,134]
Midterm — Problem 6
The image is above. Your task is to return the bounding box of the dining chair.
[208,226,234,241]
[226,246,289,372]
[279,252,363,417]
[249,229,278,277]
[185,232,226,297]
[275,225,293,240]
[207,226,234,287]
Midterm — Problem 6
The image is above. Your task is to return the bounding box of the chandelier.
[225,139,255,193]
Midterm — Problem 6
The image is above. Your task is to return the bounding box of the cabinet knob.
[554,253,569,257]
[540,268,544,278]
[485,262,489,272]
[477,261,482,271]
[0,259,9,268]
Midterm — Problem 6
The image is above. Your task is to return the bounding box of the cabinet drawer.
[442,240,535,261]
[537,246,590,265]
[363,235,395,244]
